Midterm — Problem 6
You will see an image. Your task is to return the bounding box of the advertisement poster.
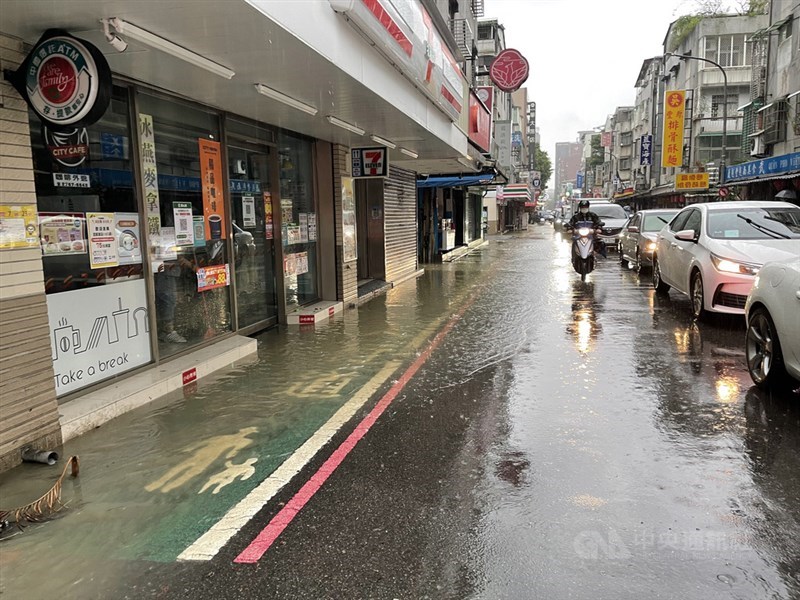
[52,173,91,188]
[264,192,274,240]
[281,199,293,225]
[193,216,206,248]
[296,251,309,275]
[0,205,39,249]
[87,212,119,269]
[173,201,194,246]
[197,264,230,292]
[115,213,142,265]
[661,90,686,168]
[152,227,177,262]
[341,177,357,262]
[242,196,256,228]
[198,138,226,240]
[298,213,309,243]
[283,253,297,276]
[286,226,302,245]
[46,279,152,396]
[307,212,317,241]
[138,114,161,237]
[39,212,86,255]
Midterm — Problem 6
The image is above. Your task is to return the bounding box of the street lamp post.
[666,53,728,185]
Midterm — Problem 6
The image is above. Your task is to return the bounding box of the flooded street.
[1,229,798,599]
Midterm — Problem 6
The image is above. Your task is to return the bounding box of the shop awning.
[501,183,532,202]
[416,173,496,188]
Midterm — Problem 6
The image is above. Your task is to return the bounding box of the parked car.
[588,201,629,252]
[619,209,679,271]
[744,258,800,389]
[652,201,800,319]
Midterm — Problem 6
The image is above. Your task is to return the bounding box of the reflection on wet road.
[1,228,798,599]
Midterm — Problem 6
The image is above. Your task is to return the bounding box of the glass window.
[137,92,231,357]
[643,212,678,232]
[670,209,692,232]
[279,133,318,310]
[707,207,800,239]
[30,85,152,397]
[683,209,702,235]
[592,204,627,219]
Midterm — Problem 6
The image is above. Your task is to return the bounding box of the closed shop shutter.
[383,166,417,283]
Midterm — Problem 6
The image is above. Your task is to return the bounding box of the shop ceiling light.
[326,116,365,136]
[370,135,396,149]
[106,17,235,79]
[254,84,318,115]
[399,147,418,159]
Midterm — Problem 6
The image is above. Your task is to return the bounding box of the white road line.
[177,361,401,561]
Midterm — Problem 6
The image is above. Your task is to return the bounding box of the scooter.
[569,220,602,281]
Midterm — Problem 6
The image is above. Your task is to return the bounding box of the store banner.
[0,205,39,249]
[47,279,152,396]
[199,139,226,240]
[675,173,709,190]
[639,134,653,166]
[138,114,161,237]
[661,91,685,168]
[351,147,388,178]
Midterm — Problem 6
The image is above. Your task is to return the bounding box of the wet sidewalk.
[0,240,495,596]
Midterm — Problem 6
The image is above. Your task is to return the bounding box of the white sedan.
[745,258,800,389]
[652,201,800,319]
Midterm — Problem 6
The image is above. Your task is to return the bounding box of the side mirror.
[627,225,640,233]
[675,229,698,242]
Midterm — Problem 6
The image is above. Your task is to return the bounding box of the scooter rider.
[567,200,607,257]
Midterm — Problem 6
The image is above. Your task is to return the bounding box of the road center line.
[233,290,478,564]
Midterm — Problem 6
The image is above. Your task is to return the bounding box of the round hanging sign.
[8,29,112,129]
[489,48,530,93]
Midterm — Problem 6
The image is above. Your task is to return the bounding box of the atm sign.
[352,147,388,178]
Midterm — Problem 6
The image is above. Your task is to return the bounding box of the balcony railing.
[451,19,473,57]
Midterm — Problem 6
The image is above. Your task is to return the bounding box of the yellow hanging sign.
[662,90,686,168]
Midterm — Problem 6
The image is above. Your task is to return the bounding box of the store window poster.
[242,196,256,228]
[173,202,194,246]
[198,139,226,240]
[115,212,142,265]
[39,212,86,255]
[0,205,39,249]
[87,212,119,269]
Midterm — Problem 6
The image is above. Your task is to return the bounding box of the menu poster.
[115,212,142,265]
[264,192,274,240]
[242,196,256,228]
[283,253,297,276]
[87,212,119,269]
[198,139,227,240]
[307,212,317,241]
[298,213,309,243]
[286,225,302,245]
[39,212,86,255]
[281,199,293,225]
[173,202,194,246]
[0,205,39,249]
[193,216,206,248]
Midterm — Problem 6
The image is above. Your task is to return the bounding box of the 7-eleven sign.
[352,147,388,178]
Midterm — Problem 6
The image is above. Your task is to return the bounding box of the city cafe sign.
[5,29,112,128]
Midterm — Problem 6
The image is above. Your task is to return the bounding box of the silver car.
[589,202,629,252]
[619,209,679,271]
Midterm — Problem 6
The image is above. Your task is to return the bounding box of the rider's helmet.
[578,200,590,214]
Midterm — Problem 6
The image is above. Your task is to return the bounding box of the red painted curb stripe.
[234,292,479,564]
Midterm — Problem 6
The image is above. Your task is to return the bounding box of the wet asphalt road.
[3,227,799,599]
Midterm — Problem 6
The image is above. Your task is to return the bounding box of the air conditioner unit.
[750,134,766,157]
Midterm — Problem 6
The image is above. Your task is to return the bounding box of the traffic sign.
[719,187,729,198]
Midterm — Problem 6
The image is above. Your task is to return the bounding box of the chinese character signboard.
[675,173,709,190]
[600,132,612,148]
[138,114,161,238]
[199,139,226,240]
[662,91,685,168]
[724,151,800,183]
[639,134,653,166]
[351,147,388,178]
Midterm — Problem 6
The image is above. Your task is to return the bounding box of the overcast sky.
[483,0,696,158]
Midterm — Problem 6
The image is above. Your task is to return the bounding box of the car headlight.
[711,254,761,275]
[646,241,657,250]
[577,227,591,236]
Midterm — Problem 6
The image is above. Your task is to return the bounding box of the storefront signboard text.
[639,134,653,166]
[661,91,685,168]
[724,151,800,183]
[47,279,152,396]
[489,48,529,93]
[138,114,161,237]
[53,172,90,188]
[352,147,388,178]
[199,139,227,240]
[675,173,709,190]
[44,126,89,167]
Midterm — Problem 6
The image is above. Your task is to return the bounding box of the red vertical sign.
[198,139,226,240]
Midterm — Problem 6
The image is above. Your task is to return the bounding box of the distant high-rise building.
[555,141,583,195]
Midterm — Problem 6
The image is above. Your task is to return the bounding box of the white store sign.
[47,279,152,396]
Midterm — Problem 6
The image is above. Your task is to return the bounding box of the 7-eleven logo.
[363,149,385,175]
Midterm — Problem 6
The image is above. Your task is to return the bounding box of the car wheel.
[690,270,706,320]
[746,307,790,389]
[652,256,670,295]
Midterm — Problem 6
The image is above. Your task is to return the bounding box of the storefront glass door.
[228,144,278,329]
